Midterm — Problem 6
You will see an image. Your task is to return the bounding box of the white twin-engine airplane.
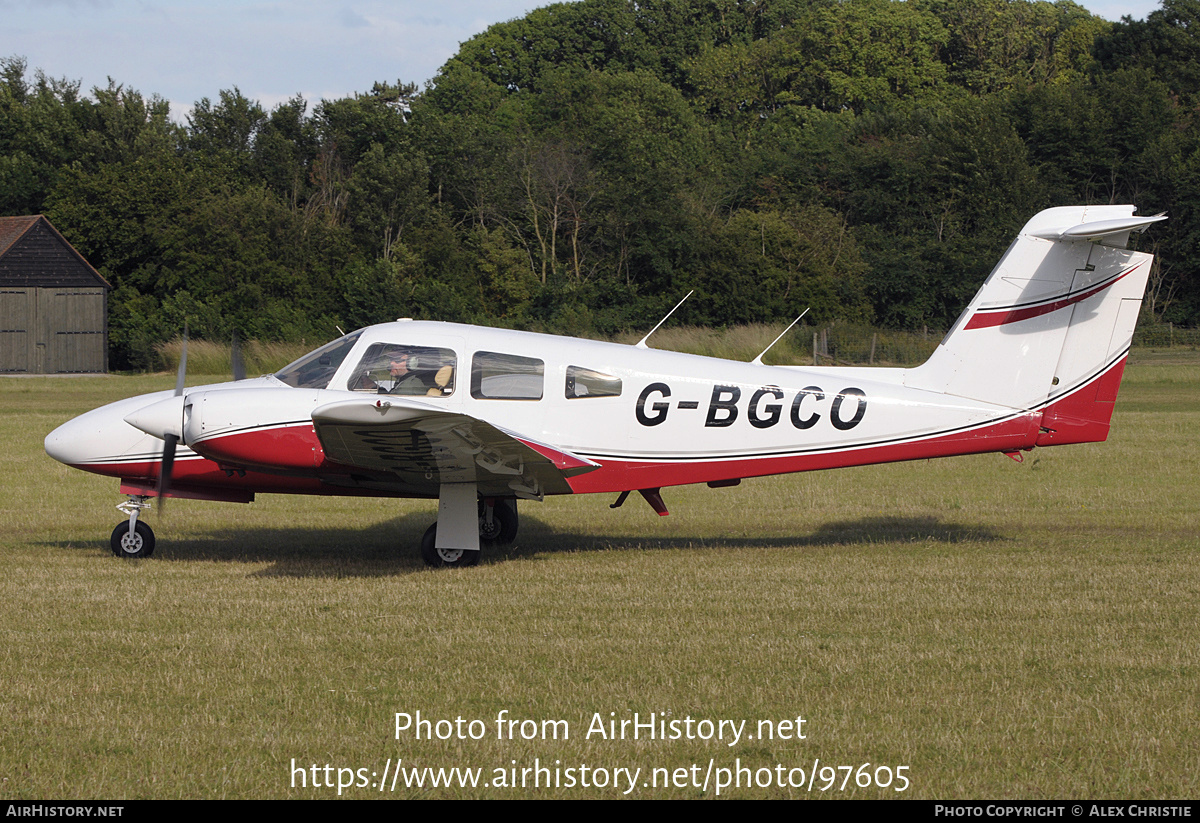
[46,205,1164,566]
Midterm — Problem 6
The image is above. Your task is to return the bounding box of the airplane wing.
[311,396,600,499]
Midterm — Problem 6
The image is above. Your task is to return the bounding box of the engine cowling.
[182,387,330,473]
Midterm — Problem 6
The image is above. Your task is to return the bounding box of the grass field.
[1,350,1197,799]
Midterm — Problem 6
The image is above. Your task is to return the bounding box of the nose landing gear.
[112,495,155,558]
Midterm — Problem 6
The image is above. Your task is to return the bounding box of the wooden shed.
[0,215,111,374]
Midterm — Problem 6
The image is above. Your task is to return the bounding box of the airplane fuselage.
[46,319,1092,502]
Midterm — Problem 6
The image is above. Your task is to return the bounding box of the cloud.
[339,6,370,28]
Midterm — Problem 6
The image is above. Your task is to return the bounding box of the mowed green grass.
[1,353,1197,799]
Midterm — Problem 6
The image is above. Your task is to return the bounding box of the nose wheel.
[111,520,155,558]
[112,495,155,558]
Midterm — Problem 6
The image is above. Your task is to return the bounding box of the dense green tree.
[1095,0,1200,106]
[0,58,90,214]
[6,0,1200,370]
[788,0,950,113]
[253,96,318,206]
[827,99,1042,326]
[446,0,812,96]
[921,0,1106,92]
[692,205,873,325]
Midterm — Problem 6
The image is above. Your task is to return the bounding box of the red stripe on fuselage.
[567,355,1130,493]
[964,265,1139,330]
[566,413,1042,494]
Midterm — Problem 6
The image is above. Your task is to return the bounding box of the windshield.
[274,331,364,389]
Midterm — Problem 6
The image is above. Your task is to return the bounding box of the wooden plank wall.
[0,289,32,372]
[0,287,107,373]
[44,288,107,372]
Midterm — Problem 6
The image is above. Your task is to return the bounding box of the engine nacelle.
[183,387,329,473]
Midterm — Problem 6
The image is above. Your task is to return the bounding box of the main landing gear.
[112,495,155,558]
[421,498,518,568]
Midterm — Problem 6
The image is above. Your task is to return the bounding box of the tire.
[478,498,518,547]
[420,523,480,568]
[110,520,155,558]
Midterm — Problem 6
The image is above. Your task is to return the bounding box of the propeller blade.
[231,328,246,381]
[175,325,188,396]
[156,433,178,517]
[162,323,187,515]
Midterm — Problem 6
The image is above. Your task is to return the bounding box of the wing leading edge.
[311,397,599,499]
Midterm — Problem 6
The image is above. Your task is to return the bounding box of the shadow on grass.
[512,515,1004,557]
[44,513,1005,578]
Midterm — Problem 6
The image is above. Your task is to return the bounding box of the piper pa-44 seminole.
[46,205,1165,566]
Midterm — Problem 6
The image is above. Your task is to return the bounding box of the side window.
[471,351,544,400]
[348,343,456,397]
[565,366,622,399]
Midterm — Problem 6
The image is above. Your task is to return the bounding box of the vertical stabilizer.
[904,206,1164,444]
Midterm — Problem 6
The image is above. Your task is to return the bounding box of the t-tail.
[905,205,1165,447]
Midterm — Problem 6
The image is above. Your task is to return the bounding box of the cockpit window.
[348,343,457,396]
[565,366,622,399]
[471,352,544,400]
[274,331,363,389]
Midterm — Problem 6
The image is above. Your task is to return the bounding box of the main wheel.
[478,498,518,547]
[110,520,155,558]
[420,523,480,568]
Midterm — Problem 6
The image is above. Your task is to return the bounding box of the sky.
[0,0,1169,122]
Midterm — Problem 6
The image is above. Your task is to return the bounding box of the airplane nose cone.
[45,420,85,465]
[45,406,123,466]
[123,395,186,441]
[45,389,177,470]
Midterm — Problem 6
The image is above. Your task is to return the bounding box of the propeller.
[156,325,188,515]
[148,326,245,514]
[231,327,246,382]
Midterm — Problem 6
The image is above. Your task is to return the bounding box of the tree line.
[2,0,1197,369]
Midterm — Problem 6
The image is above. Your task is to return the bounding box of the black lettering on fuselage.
[748,387,784,429]
[830,388,868,430]
[790,386,824,429]
[636,382,671,426]
[635,382,867,431]
[705,385,741,427]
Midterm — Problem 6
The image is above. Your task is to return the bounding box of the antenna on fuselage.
[635,290,694,349]
[751,308,810,366]
[335,325,346,337]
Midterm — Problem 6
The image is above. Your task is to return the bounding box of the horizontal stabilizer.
[1029,212,1166,241]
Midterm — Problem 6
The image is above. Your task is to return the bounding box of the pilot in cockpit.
[349,343,455,396]
[385,350,433,395]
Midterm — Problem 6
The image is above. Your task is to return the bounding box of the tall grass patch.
[153,339,312,376]
[617,322,940,365]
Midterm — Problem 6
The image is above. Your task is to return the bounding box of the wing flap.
[311,397,598,498]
